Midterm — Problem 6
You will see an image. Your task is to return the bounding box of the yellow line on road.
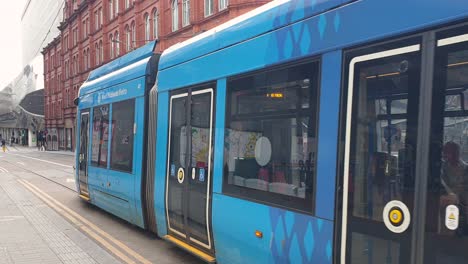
[18,179,152,264]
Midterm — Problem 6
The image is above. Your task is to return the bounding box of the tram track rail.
[0,155,77,193]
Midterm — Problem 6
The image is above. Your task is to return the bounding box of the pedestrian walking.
[1,138,6,152]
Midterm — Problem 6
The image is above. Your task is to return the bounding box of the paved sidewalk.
[0,172,119,264]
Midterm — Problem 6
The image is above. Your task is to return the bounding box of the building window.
[172,0,178,32]
[73,28,77,46]
[83,50,87,70]
[182,0,190,27]
[75,56,79,74]
[99,40,103,63]
[110,34,114,59]
[110,99,135,172]
[153,10,158,39]
[87,47,90,68]
[91,104,110,168]
[131,22,136,47]
[109,0,114,19]
[205,0,213,17]
[115,31,120,56]
[219,0,228,10]
[114,0,119,14]
[83,20,87,38]
[86,18,90,35]
[95,43,99,65]
[125,0,130,9]
[95,11,99,30]
[125,25,131,51]
[223,60,320,213]
[99,8,103,27]
[144,13,150,43]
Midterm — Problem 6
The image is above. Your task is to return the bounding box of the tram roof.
[159,0,355,71]
[79,41,157,96]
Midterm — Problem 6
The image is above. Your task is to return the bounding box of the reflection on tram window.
[425,39,468,264]
[349,53,420,222]
[110,99,135,173]
[223,60,319,213]
[91,104,110,168]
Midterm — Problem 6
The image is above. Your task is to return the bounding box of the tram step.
[163,235,215,263]
[79,194,90,201]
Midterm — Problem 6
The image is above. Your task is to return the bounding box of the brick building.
[42,0,269,151]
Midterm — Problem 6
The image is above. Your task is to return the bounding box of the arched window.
[144,13,150,43]
[72,56,76,75]
[125,25,131,51]
[110,34,114,59]
[153,9,158,39]
[131,21,136,46]
[115,31,120,56]
[172,0,178,32]
[87,48,91,68]
[75,55,79,74]
[85,50,88,70]
[99,40,103,63]
[95,43,99,65]
[182,0,189,26]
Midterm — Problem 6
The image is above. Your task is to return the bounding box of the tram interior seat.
[233,175,246,186]
[245,178,269,191]
[269,182,297,196]
[297,187,306,198]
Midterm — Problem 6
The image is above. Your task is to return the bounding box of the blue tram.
[76,0,468,263]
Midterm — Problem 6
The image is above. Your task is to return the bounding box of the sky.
[0,0,27,89]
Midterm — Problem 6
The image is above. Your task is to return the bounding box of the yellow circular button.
[389,209,402,224]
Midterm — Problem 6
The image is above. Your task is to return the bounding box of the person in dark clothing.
[1,138,6,152]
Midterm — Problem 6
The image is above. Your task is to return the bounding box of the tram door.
[78,110,90,198]
[423,29,468,264]
[340,40,422,263]
[340,29,468,264]
[166,88,215,255]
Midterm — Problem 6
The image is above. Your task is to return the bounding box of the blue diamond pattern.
[334,12,341,32]
[318,14,327,39]
[317,218,323,232]
[289,233,301,262]
[275,216,286,256]
[300,24,311,55]
[326,240,332,261]
[291,2,305,22]
[304,221,315,262]
[283,32,293,59]
[311,0,317,10]
[285,211,294,237]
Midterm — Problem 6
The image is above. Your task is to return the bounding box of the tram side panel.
[79,77,147,228]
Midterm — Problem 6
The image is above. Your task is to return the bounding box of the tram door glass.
[79,110,90,196]
[343,42,421,264]
[166,88,214,251]
[424,32,468,264]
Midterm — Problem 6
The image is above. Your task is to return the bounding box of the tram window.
[91,104,110,168]
[223,60,320,213]
[110,99,135,173]
[424,36,468,263]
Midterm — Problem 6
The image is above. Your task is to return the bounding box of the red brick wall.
[42,0,270,150]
